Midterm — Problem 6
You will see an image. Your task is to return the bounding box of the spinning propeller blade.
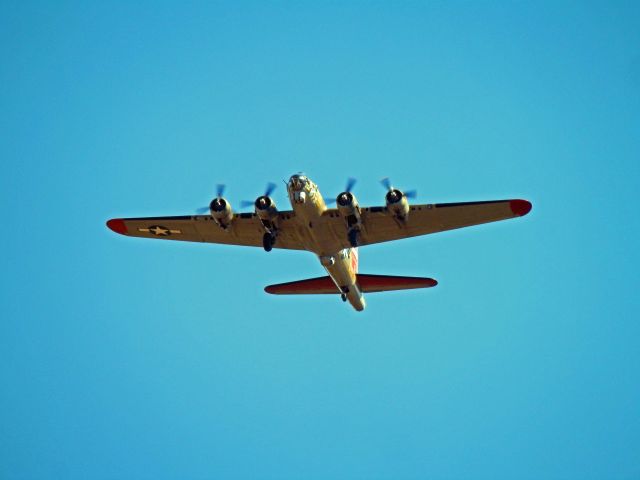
[380,177,417,199]
[264,182,277,197]
[240,182,278,210]
[327,177,358,204]
[345,177,357,193]
[196,183,226,214]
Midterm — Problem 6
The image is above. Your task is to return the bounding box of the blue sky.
[1,1,639,478]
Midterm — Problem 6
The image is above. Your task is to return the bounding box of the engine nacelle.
[254,196,277,219]
[385,189,410,220]
[255,195,279,233]
[210,197,233,229]
[336,191,362,229]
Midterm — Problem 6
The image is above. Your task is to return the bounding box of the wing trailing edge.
[264,274,437,295]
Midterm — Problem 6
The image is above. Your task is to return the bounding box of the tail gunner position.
[107,173,532,312]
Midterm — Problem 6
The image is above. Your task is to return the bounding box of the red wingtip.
[509,199,532,217]
[106,218,128,235]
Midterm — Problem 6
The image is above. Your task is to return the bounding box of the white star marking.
[138,225,181,236]
[150,226,168,235]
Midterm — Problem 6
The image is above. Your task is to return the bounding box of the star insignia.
[150,226,169,236]
[137,225,181,236]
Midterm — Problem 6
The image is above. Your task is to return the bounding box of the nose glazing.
[288,174,308,191]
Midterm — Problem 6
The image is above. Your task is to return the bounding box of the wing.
[106,212,305,250]
[356,199,531,247]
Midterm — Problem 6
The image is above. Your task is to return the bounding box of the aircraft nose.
[288,173,309,191]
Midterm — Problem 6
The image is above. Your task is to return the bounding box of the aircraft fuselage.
[287,174,365,311]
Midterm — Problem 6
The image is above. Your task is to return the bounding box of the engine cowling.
[255,196,277,220]
[210,197,233,229]
[255,195,279,234]
[336,191,362,229]
[385,188,410,220]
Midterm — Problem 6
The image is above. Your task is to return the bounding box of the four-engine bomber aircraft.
[107,174,532,311]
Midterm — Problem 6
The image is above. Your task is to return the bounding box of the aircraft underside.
[107,173,531,311]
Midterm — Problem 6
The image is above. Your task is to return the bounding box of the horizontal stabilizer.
[358,274,438,292]
[265,274,437,295]
[265,276,338,295]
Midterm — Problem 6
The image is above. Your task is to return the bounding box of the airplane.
[106,173,532,311]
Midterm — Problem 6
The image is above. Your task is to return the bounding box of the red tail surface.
[265,274,437,295]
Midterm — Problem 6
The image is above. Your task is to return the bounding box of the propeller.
[344,177,357,193]
[240,182,278,209]
[327,177,358,204]
[195,183,227,213]
[380,177,417,199]
[264,182,277,197]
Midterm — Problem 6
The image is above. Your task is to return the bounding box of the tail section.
[265,274,437,295]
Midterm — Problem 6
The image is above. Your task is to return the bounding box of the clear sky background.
[1,1,639,479]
